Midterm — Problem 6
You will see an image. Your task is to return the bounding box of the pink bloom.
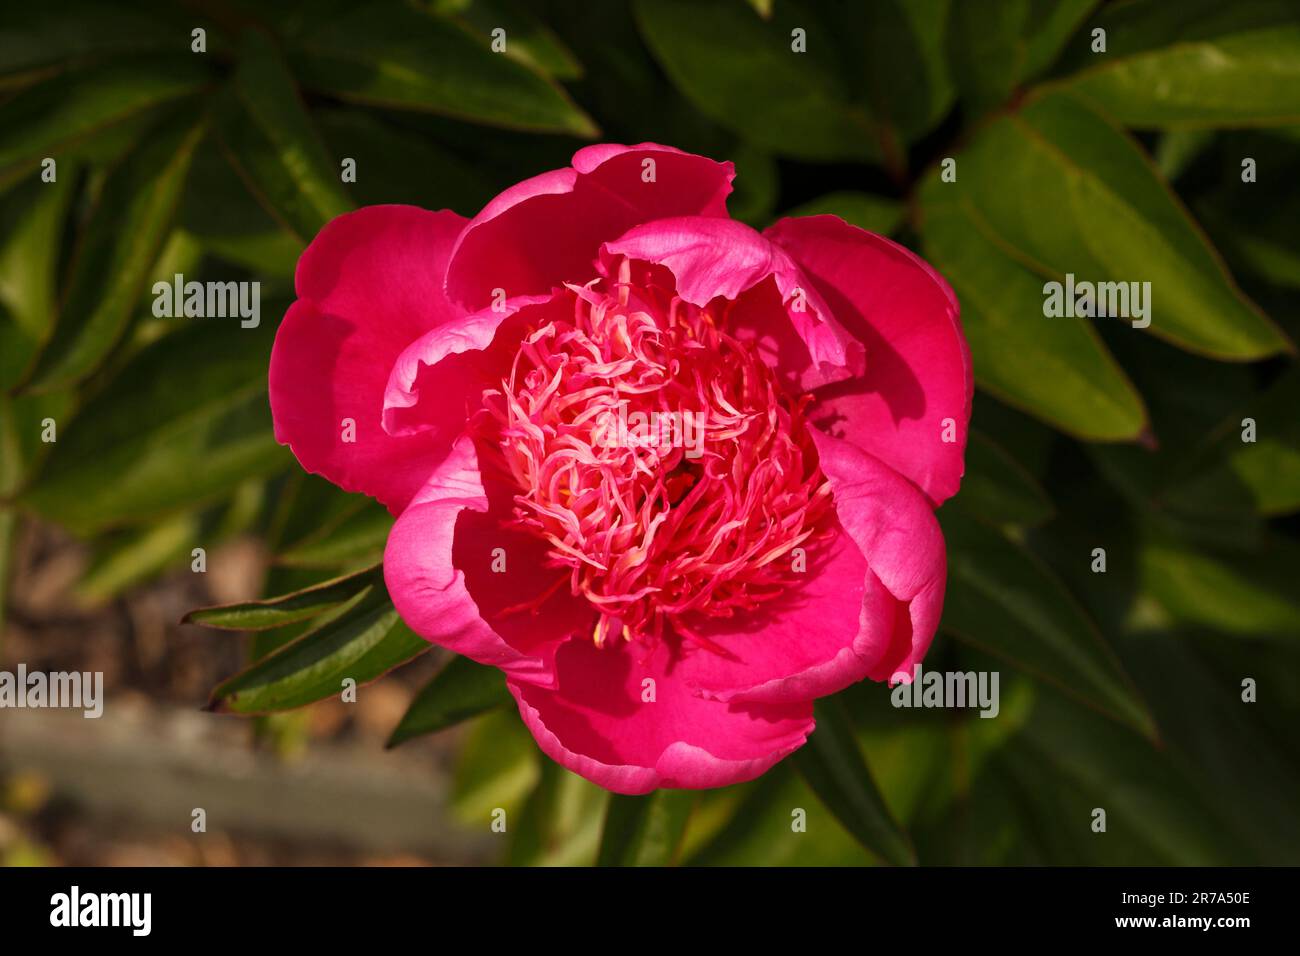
[269,144,972,794]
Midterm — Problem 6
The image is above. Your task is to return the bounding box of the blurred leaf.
[0,1,188,80]
[23,113,206,392]
[433,0,583,79]
[208,580,428,714]
[285,0,597,135]
[792,697,916,866]
[509,762,608,865]
[597,790,697,867]
[779,191,905,236]
[918,186,1148,440]
[185,565,383,631]
[73,480,264,605]
[829,0,955,152]
[1054,0,1300,128]
[20,319,289,533]
[1167,369,1300,517]
[1194,130,1300,292]
[177,147,301,279]
[451,708,540,824]
[928,90,1289,359]
[1123,634,1300,862]
[946,0,1098,115]
[0,58,208,192]
[1154,129,1215,181]
[725,143,777,226]
[1139,534,1300,637]
[0,172,78,389]
[315,109,495,214]
[940,510,1158,740]
[387,654,509,747]
[686,765,874,865]
[951,430,1055,527]
[1002,689,1250,864]
[276,498,392,570]
[75,510,203,606]
[215,31,353,243]
[635,0,879,162]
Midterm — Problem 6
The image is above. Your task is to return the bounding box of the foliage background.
[1,0,1298,865]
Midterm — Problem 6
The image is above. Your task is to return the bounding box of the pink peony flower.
[269,143,971,794]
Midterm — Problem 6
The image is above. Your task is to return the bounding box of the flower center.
[480,258,833,648]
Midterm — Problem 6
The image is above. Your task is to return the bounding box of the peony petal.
[445,144,734,310]
[270,206,468,513]
[809,430,946,683]
[381,294,566,438]
[679,527,913,703]
[604,216,863,388]
[765,215,972,505]
[509,636,814,794]
[384,436,591,687]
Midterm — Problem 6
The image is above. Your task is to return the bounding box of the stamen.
[480,258,834,649]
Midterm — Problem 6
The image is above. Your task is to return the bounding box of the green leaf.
[940,510,1159,740]
[792,697,916,866]
[1165,369,1300,517]
[918,188,1148,440]
[822,0,955,159]
[177,148,302,279]
[1054,0,1300,128]
[0,171,79,389]
[0,58,209,192]
[509,762,608,866]
[315,109,495,214]
[285,1,597,136]
[451,709,540,825]
[952,430,1055,527]
[214,32,353,243]
[434,0,583,79]
[0,1,189,80]
[1002,689,1248,864]
[596,790,697,867]
[276,499,392,570]
[387,654,509,747]
[946,0,1098,115]
[686,765,875,865]
[1139,534,1300,638]
[184,565,383,631]
[929,90,1289,359]
[208,581,429,714]
[635,0,879,162]
[23,113,207,392]
[778,191,905,236]
[20,319,289,534]
[76,510,203,606]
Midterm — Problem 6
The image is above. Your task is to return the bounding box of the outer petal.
[604,216,863,388]
[384,436,591,687]
[765,215,973,505]
[445,143,734,310]
[810,431,946,684]
[679,530,902,703]
[509,637,814,794]
[270,205,468,513]
[683,433,946,703]
[381,294,566,438]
